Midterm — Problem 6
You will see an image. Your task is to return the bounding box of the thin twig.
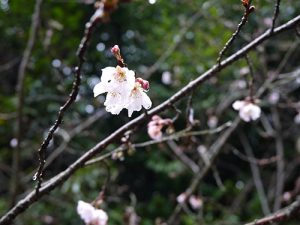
[167,140,200,174]
[271,107,285,211]
[231,147,279,166]
[270,0,281,33]
[245,54,255,100]
[1,15,300,225]
[239,132,271,215]
[217,1,255,65]
[85,121,232,166]
[245,196,300,225]
[34,4,104,194]
[44,109,107,169]
[167,117,241,224]
[11,0,43,205]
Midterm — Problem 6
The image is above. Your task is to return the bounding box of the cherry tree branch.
[0,14,299,225]
[217,0,255,65]
[271,0,281,33]
[240,132,271,215]
[34,4,104,193]
[245,196,300,225]
[11,0,43,205]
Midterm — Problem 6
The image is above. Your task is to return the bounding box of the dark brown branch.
[34,4,104,194]
[245,196,300,225]
[11,0,43,205]
[217,1,255,65]
[270,0,281,33]
[1,14,300,225]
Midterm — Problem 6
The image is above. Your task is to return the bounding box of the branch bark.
[1,14,300,225]
[245,196,300,225]
[11,0,43,205]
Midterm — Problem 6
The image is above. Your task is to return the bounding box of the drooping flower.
[77,200,108,225]
[232,100,261,122]
[126,80,152,117]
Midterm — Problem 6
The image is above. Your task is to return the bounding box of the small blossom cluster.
[147,115,173,140]
[176,192,203,210]
[232,99,261,122]
[93,46,151,117]
[77,200,108,225]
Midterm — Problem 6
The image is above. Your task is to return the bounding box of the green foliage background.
[0,0,299,224]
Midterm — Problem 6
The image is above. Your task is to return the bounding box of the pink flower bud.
[111,45,120,55]
[142,80,149,90]
[147,124,163,140]
[176,192,187,204]
[136,78,150,91]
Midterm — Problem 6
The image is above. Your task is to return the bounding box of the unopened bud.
[136,78,150,90]
[111,45,120,55]
[142,80,149,90]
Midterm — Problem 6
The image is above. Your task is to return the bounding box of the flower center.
[114,66,126,82]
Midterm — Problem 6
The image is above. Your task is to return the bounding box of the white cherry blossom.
[232,100,261,122]
[93,65,152,116]
[126,81,152,117]
[93,66,135,97]
[77,200,108,225]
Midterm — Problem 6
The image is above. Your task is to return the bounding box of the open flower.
[232,100,261,122]
[188,195,203,210]
[176,192,187,204]
[147,115,173,140]
[77,200,108,225]
[93,66,152,116]
[93,66,135,97]
[126,80,152,117]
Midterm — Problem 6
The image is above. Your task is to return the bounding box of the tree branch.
[34,4,104,193]
[245,196,300,225]
[1,14,300,225]
[270,0,281,33]
[11,0,43,205]
[217,0,255,65]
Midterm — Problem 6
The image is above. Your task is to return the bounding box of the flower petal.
[141,92,152,109]
[232,100,245,111]
[77,201,95,224]
[93,82,107,97]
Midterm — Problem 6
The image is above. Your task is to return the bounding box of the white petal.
[104,92,125,115]
[92,209,108,225]
[232,100,246,111]
[249,104,261,121]
[101,67,116,82]
[239,107,251,122]
[141,92,152,109]
[77,201,95,224]
[93,82,107,97]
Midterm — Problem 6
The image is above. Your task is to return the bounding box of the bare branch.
[11,0,43,205]
[34,4,104,194]
[239,133,271,215]
[270,0,281,33]
[1,14,300,225]
[217,1,255,65]
[245,196,300,225]
[271,107,285,211]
